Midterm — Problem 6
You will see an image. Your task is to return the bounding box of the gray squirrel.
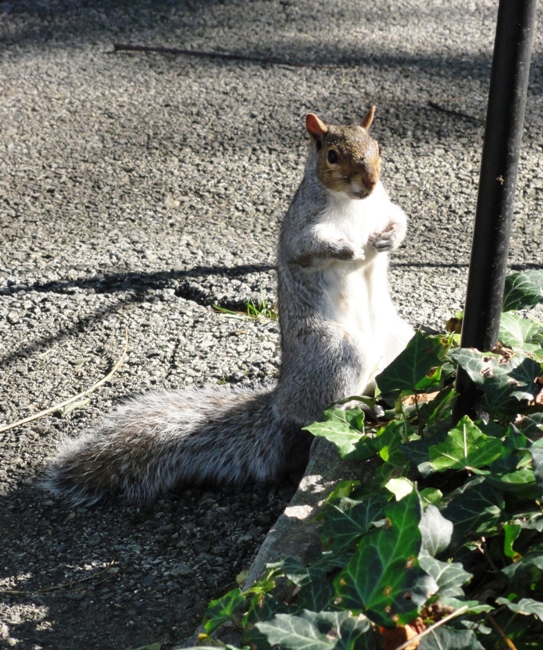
[42,107,413,506]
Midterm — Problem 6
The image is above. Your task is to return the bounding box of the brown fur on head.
[305,107,381,199]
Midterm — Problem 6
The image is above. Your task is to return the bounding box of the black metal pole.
[453,0,536,423]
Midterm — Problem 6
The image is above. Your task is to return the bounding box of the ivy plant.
[194,270,543,650]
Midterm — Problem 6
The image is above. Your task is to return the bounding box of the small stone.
[164,195,180,208]
[141,573,156,587]
[169,563,193,577]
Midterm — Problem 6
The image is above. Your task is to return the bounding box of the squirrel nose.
[365,177,377,190]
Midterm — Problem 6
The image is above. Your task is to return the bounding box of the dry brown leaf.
[401,392,439,407]
[380,619,426,650]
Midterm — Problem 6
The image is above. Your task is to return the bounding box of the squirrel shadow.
[0,474,301,650]
[0,263,274,371]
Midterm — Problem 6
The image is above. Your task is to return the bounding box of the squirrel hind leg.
[270,418,313,482]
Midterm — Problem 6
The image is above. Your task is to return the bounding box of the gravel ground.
[1,1,542,648]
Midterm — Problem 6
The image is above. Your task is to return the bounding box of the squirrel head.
[305,107,381,199]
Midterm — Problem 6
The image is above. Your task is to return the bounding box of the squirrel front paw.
[334,239,365,261]
[368,223,405,253]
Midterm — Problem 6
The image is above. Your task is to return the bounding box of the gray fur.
[42,115,413,506]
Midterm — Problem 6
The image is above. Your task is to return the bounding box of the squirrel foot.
[368,223,405,253]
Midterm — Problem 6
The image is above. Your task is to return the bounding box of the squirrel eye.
[327,149,339,164]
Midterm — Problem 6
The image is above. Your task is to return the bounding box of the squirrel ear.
[306,113,328,142]
[360,106,376,130]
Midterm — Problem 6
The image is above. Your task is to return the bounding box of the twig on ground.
[0,329,128,434]
[483,612,518,650]
[0,561,116,596]
[393,606,469,650]
[112,43,339,68]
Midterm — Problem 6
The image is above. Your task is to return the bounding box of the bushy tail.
[42,385,311,506]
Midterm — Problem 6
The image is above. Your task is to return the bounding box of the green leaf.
[255,610,375,650]
[204,588,245,634]
[516,412,543,437]
[385,477,414,501]
[321,496,389,552]
[450,348,542,410]
[245,591,291,648]
[376,330,443,395]
[427,416,502,471]
[443,477,504,541]
[419,505,453,556]
[486,466,538,498]
[438,597,493,615]
[511,511,543,532]
[419,488,443,506]
[499,312,542,349]
[58,398,91,416]
[416,386,457,434]
[503,270,543,311]
[418,552,471,597]
[495,596,543,622]
[529,438,543,499]
[419,627,484,650]
[374,419,416,461]
[304,409,368,459]
[297,579,336,613]
[335,491,437,626]
[501,548,543,586]
[276,555,342,612]
[503,523,522,559]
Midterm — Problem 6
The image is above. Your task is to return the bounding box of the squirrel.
[42,107,413,506]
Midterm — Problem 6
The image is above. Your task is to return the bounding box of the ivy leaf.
[419,488,444,506]
[486,468,538,500]
[419,627,484,650]
[255,610,375,650]
[501,549,543,589]
[277,556,339,612]
[419,505,453,556]
[374,419,413,460]
[529,438,543,499]
[443,477,504,541]
[335,491,437,626]
[450,348,541,409]
[516,412,543,437]
[503,270,543,311]
[427,416,502,472]
[376,330,443,395]
[438,596,493,615]
[203,588,245,634]
[495,596,543,623]
[304,409,369,459]
[499,312,542,349]
[418,552,471,597]
[297,579,336,613]
[321,496,389,552]
[503,523,522,559]
[385,477,414,501]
